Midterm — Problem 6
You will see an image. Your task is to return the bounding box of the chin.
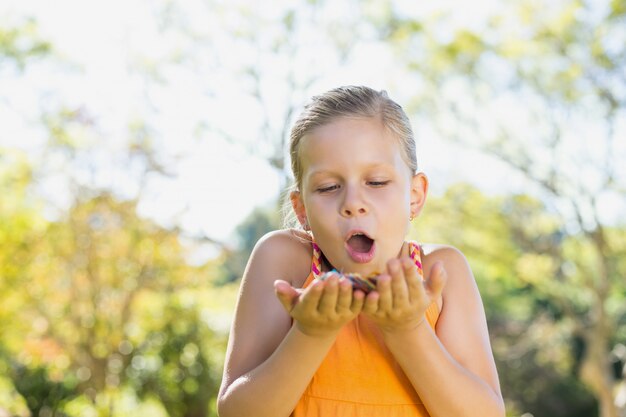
[349,263,385,277]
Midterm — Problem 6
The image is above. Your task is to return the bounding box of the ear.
[409,172,428,219]
[290,190,308,228]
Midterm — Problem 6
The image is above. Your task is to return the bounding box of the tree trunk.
[580,322,618,417]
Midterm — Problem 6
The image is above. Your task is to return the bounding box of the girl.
[217,86,504,417]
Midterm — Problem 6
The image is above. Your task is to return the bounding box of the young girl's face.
[293,116,426,277]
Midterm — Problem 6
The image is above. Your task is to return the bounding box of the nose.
[340,185,368,217]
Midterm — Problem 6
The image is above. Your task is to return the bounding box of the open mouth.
[347,233,375,253]
[345,232,376,263]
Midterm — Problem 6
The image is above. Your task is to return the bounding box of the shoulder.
[419,243,485,327]
[248,229,313,287]
[418,243,478,308]
[419,242,467,262]
[257,228,311,248]
[219,229,314,394]
[419,243,474,284]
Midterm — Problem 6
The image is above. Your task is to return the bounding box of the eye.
[317,184,339,193]
[368,180,390,187]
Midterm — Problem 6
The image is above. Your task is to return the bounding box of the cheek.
[377,185,411,210]
[303,198,334,227]
[307,192,340,210]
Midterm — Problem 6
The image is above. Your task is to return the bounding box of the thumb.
[274,280,301,312]
[425,261,447,298]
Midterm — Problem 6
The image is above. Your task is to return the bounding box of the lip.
[344,229,376,264]
[344,229,374,242]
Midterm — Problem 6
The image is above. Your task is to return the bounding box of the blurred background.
[1,0,625,416]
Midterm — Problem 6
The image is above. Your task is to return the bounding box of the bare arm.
[217,230,363,417]
[364,246,505,417]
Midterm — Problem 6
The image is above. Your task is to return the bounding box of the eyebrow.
[306,163,393,180]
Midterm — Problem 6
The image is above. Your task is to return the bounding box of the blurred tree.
[218,205,280,284]
[0,157,70,417]
[413,183,608,416]
[0,15,52,324]
[0,19,51,71]
[0,183,227,414]
[128,297,225,417]
[381,1,626,415]
[0,149,52,416]
[0,137,228,415]
[0,8,238,416]
[11,364,78,417]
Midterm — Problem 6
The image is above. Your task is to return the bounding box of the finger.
[388,259,409,309]
[317,274,339,315]
[336,277,353,313]
[274,280,300,312]
[400,241,409,258]
[298,279,325,313]
[362,290,380,315]
[425,261,447,298]
[402,256,424,302]
[376,274,392,312]
[350,289,365,314]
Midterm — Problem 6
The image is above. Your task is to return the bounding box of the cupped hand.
[362,257,447,335]
[274,273,365,338]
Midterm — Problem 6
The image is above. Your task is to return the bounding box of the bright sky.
[2,0,624,249]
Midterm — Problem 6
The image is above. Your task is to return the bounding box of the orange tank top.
[292,241,440,417]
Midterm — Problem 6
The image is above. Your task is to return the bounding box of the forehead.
[299,117,408,177]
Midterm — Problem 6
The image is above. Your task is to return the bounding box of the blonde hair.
[282,85,418,229]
